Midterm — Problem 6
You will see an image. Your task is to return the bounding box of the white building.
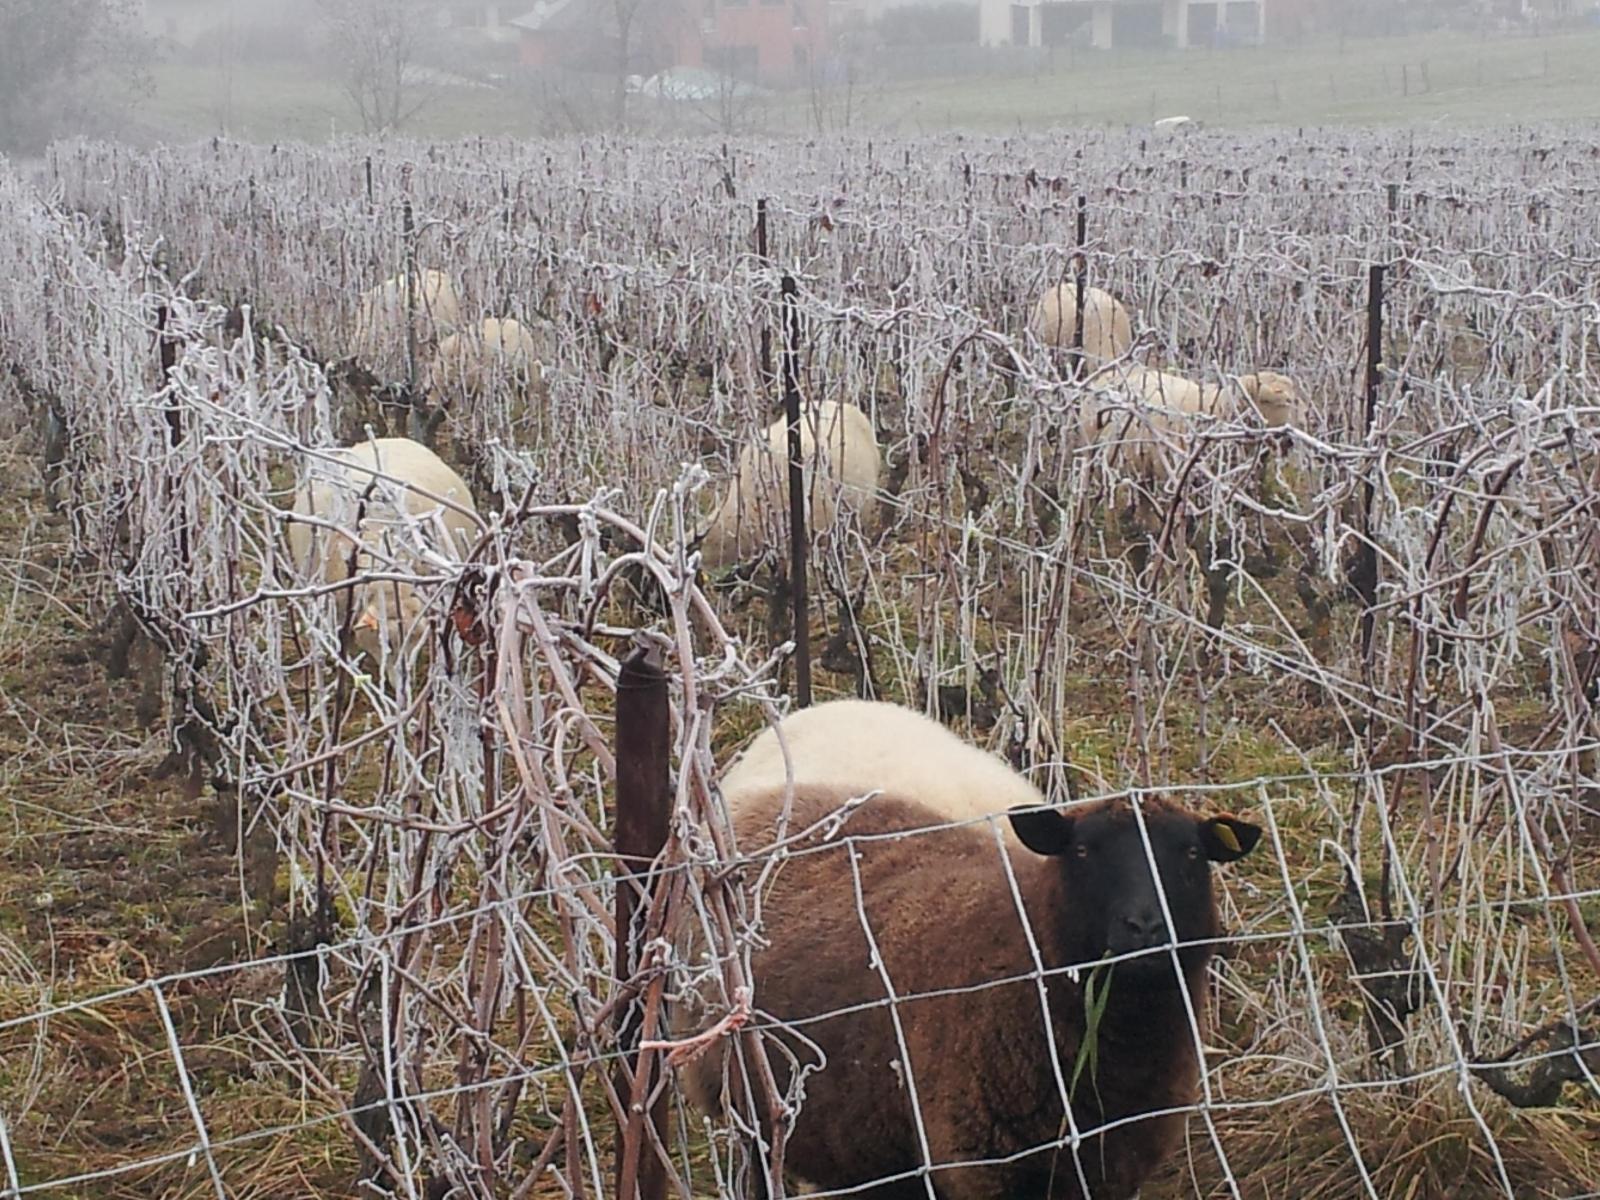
[978,0,1266,50]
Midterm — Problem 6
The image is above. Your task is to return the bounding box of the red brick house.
[513,0,605,70]
[690,0,831,80]
[514,0,827,82]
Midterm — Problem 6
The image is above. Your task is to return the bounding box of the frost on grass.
[0,128,1595,1198]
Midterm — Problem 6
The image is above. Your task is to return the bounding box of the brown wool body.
[681,704,1258,1200]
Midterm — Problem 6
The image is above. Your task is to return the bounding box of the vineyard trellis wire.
[0,123,1596,1199]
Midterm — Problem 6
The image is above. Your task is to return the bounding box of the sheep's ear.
[1198,815,1262,863]
[1008,805,1075,857]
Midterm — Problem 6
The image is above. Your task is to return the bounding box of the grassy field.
[140,62,546,143]
[136,28,1600,145]
[858,28,1600,131]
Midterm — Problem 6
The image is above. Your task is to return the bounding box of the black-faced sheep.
[679,700,1261,1200]
[697,401,882,571]
[286,436,481,661]
[1080,363,1303,474]
[351,268,462,363]
[1028,284,1135,365]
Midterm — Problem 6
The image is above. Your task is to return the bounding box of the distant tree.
[320,0,432,133]
[0,0,151,152]
[597,0,695,128]
[611,0,643,127]
[875,1,978,46]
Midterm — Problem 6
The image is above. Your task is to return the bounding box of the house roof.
[509,0,588,33]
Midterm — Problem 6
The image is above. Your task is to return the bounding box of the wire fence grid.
[0,124,1596,1199]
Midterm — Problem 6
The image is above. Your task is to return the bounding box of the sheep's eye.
[1074,843,1090,859]
[1185,845,1201,861]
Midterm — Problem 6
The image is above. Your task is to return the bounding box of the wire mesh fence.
[0,123,1596,1198]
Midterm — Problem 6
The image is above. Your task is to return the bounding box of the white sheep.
[697,401,881,571]
[424,316,547,403]
[351,268,462,363]
[1027,283,1135,365]
[286,436,481,661]
[719,698,1037,845]
[1079,363,1303,474]
[1152,114,1199,135]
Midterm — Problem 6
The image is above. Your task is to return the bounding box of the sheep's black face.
[1007,800,1260,989]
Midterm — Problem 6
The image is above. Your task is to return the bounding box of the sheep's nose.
[1121,911,1169,948]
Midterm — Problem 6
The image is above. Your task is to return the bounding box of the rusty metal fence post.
[613,647,671,1200]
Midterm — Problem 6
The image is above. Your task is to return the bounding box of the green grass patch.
[134,29,1600,148]
[845,29,1600,131]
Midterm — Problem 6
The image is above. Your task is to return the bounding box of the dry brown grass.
[1157,1083,1600,1199]
[2,386,1596,1197]
[0,412,361,1199]
[6,115,1600,1196]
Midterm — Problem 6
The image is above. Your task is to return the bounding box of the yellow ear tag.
[1212,823,1242,854]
